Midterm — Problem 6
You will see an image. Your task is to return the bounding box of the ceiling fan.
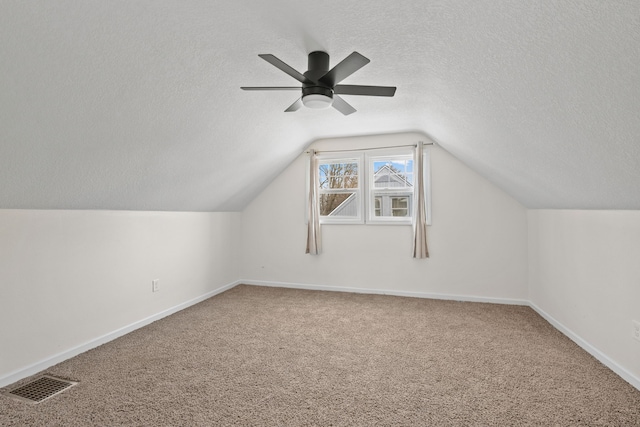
[241,51,396,115]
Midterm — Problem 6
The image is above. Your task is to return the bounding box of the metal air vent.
[6,375,77,403]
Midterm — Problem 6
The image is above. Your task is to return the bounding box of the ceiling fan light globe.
[302,94,333,109]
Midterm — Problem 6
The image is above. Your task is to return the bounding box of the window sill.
[319,219,412,226]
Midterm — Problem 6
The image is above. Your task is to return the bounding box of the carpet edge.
[239,279,529,305]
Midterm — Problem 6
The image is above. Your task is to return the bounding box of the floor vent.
[6,375,77,404]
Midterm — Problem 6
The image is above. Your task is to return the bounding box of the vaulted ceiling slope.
[1,1,639,211]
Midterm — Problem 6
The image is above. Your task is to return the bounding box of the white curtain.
[413,141,429,258]
[306,150,321,254]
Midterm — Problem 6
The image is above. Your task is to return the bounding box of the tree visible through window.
[318,160,360,218]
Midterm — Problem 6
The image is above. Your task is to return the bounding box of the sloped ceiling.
[1,1,639,211]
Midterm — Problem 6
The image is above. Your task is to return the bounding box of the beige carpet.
[1,285,639,426]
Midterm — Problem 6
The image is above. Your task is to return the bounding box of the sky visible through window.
[373,159,413,188]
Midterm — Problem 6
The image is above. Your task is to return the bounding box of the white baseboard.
[4,280,638,393]
[0,280,241,388]
[529,302,640,392]
[239,279,529,306]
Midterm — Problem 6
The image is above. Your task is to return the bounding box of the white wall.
[0,209,241,383]
[241,132,528,301]
[2,140,639,392]
[528,210,640,382]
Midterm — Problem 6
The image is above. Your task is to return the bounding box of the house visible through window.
[374,196,382,216]
[311,147,430,225]
[391,197,409,216]
[368,155,414,223]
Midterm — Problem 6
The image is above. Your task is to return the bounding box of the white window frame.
[366,150,415,225]
[307,146,431,226]
[316,152,364,225]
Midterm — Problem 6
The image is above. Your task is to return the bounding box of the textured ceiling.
[1,1,639,211]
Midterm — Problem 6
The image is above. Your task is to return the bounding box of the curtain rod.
[307,141,434,155]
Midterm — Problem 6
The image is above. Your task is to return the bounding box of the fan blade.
[319,52,370,87]
[285,98,303,112]
[331,95,356,116]
[258,54,308,84]
[334,85,396,97]
[241,87,301,91]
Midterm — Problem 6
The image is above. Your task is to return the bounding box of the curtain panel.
[413,141,429,258]
[306,150,322,254]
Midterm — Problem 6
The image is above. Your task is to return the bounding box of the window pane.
[374,196,382,216]
[372,159,413,188]
[320,192,358,217]
[319,162,358,189]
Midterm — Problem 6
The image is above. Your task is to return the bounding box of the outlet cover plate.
[633,320,640,342]
[152,279,159,292]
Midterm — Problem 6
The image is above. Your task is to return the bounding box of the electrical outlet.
[633,320,640,342]
[152,279,159,292]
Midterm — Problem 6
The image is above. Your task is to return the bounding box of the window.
[392,197,409,216]
[317,156,363,224]
[311,147,430,225]
[368,153,414,224]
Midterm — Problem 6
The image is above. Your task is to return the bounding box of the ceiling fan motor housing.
[302,51,333,108]
[302,85,333,98]
[302,51,334,103]
[305,51,330,80]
